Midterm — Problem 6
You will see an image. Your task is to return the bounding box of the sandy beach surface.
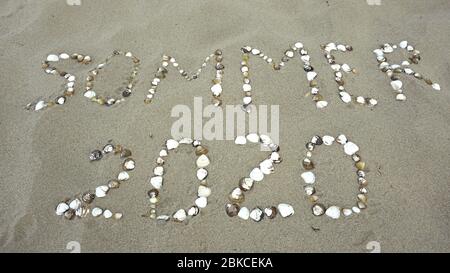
[0,0,449,252]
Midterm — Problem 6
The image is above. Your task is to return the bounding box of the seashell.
[285,50,294,58]
[56,202,70,216]
[339,91,351,103]
[399,40,408,49]
[264,207,278,219]
[341,64,351,73]
[75,206,90,218]
[165,139,179,150]
[179,138,193,144]
[357,201,367,209]
[229,187,245,203]
[122,158,135,171]
[84,90,96,99]
[336,134,347,144]
[55,96,66,105]
[89,150,103,161]
[357,194,368,204]
[331,64,341,71]
[311,135,323,145]
[69,199,82,210]
[302,158,315,170]
[239,177,254,191]
[47,54,59,62]
[259,134,272,145]
[259,159,274,175]
[312,203,325,216]
[277,203,294,218]
[91,207,103,217]
[114,213,123,220]
[147,189,159,198]
[157,215,170,221]
[150,176,163,189]
[95,185,109,198]
[304,186,315,196]
[34,100,46,111]
[357,170,366,178]
[242,83,252,92]
[352,206,361,214]
[103,144,114,154]
[198,185,211,198]
[117,171,129,181]
[270,152,282,163]
[344,141,359,156]
[59,53,70,59]
[325,206,341,219]
[358,177,368,186]
[322,135,335,145]
[390,80,403,91]
[173,209,187,222]
[154,166,164,176]
[352,154,361,162]
[246,133,260,143]
[108,179,120,189]
[188,206,200,216]
[432,83,441,91]
[81,192,95,204]
[396,94,406,101]
[64,209,76,220]
[383,44,394,53]
[325,42,337,52]
[306,71,317,81]
[197,168,208,181]
[249,207,264,222]
[196,154,210,168]
[306,142,314,151]
[356,96,365,104]
[407,45,414,51]
[120,148,132,158]
[250,168,264,182]
[192,140,201,147]
[159,149,168,157]
[368,98,378,106]
[315,100,328,109]
[404,68,414,75]
[301,55,310,62]
[294,42,304,48]
[156,157,165,165]
[195,145,208,156]
[343,208,353,217]
[237,207,250,220]
[234,136,247,145]
[195,197,208,208]
[301,171,315,184]
[251,48,260,55]
[225,203,240,217]
[211,84,222,96]
[355,161,366,170]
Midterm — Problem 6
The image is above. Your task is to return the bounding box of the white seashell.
[399,40,408,49]
[192,140,201,147]
[250,168,264,182]
[285,50,294,58]
[325,206,341,219]
[368,98,378,106]
[331,64,341,71]
[300,55,310,62]
[238,207,250,220]
[404,68,414,75]
[179,138,193,144]
[383,44,394,53]
[211,84,222,96]
[343,208,353,216]
[59,53,70,59]
[103,209,113,219]
[341,64,351,73]
[294,42,303,48]
[432,83,441,91]
[277,203,294,218]
[259,134,272,145]
[47,54,59,62]
[251,48,260,55]
[95,185,109,198]
[195,197,208,208]
[402,60,410,66]
[196,154,210,168]
[173,209,187,221]
[301,171,315,184]
[356,96,366,104]
[390,80,403,91]
[197,185,211,197]
[316,100,328,109]
[117,171,129,181]
[322,135,335,145]
[157,215,170,221]
[249,208,263,222]
[234,136,247,145]
[325,43,337,52]
[344,141,359,156]
[246,133,260,143]
[84,90,96,99]
[337,44,347,51]
[243,96,252,105]
[150,176,163,189]
[165,139,179,150]
[34,101,46,111]
[56,202,69,215]
[304,186,315,196]
[187,206,199,216]
[159,149,168,157]
[123,159,135,170]
[242,83,252,92]
[352,206,361,213]
[306,71,317,81]
[339,92,352,103]
[89,207,101,217]
[270,152,281,162]
[259,159,274,175]
[196,168,208,180]
[373,49,384,56]
[114,213,123,220]
[396,93,406,101]
[336,134,347,144]
[407,45,414,51]
[69,199,81,210]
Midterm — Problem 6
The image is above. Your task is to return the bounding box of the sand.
[0,0,449,253]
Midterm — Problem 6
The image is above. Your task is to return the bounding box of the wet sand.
[0,0,449,252]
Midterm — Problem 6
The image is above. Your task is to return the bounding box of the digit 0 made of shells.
[321,42,378,107]
[240,42,328,113]
[84,50,140,107]
[145,138,212,223]
[373,40,441,102]
[26,52,92,112]
[301,135,368,219]
[226,133,294,222]
[144,49,224,107]
[55,143,135,220]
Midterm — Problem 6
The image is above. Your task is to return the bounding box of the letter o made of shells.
[144,49,224,107]
[55,143,135,221]
[145,138,211,223]
[26,52,93,112]
[301,135,368,220]
[240,42,327,113]
[228,133,294,222]
[321,42,378,107]
[84,50,140,107]
[373,41,441,102]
